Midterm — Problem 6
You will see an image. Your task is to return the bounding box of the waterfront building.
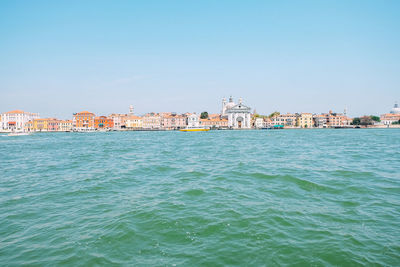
[221,96,236,117]
[34,118,48,131]
[326,111,342,127]
[94,116,114,129]
[296,113,313,128]
[313,114,327,128]
[161,113,187,130]
[59,120,73,131]
[187,113,200,127]
[1,110,40,131]
[270,115,279,126]
[142,113,162,129]
[200,116,228,128]
[73,111,95,130]
[253,116,272,129]
[381,113,400,125]
[108,105,136,130]
[272,113,297,127]
[254,117,265,129]
[264,117,274,128]
[380,104,400,125]
[221,96,252,129]
[325,111,351,127]
[126,116,143,128]
[223,97,251,129]
[314,110,352,128]
[31,118,50,131]
[109,113,128,129]
[341,116,353,126]
[25,120,33,132]
[47,118,60,131]
[208,113,221,120]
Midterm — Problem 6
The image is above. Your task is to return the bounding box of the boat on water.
[73,128,96,133]
[180,127,210,132]
[8,131,31,136]
[97,128,111,132]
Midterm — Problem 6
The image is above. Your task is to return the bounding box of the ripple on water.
[184,189,205,197]
[0,130,399,266]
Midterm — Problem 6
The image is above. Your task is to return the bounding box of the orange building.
[73,111,95,129]
[94,116,114,129]
[200,117,228,128]
[208,113,222,120]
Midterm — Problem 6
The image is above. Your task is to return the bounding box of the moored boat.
[97,128,111,132]
[180,127,210,132]
[8,131,31,136]
[73,128,96,133]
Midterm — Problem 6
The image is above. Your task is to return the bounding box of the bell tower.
[221,97,227,116]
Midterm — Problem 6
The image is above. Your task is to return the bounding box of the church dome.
[224,96,236,110]
[225,102,236,110]
[390,103,400,114]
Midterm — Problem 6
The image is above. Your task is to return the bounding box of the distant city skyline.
[2,100,398,121]
[1,0,399,118]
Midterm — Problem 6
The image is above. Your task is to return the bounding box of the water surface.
[0,129,399,266]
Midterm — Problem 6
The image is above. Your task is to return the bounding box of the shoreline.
[1,126,399,134]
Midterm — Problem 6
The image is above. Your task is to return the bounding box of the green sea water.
[0,129,399,266]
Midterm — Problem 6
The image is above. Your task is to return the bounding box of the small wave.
[174,171,208,179]
[249,172,278,179]
[339,200,360,207]
[330,170,376,179]
[184,189,205,196]
[155,165,176,172]
[250,172,335,193]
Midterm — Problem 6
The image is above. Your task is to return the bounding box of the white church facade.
[187,113,200,127]
[221,96,252,129]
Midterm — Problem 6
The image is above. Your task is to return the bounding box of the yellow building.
[296,113,313,128]
[126,116,143,128]
[24,118,62,131]
[33,118,50,131]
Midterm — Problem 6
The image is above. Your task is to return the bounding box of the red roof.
[5,110,25,114]
[76,111,95,115]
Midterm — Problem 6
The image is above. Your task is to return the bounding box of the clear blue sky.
[1,0,399,118]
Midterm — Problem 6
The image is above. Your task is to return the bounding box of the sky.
[1,0,399,118]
